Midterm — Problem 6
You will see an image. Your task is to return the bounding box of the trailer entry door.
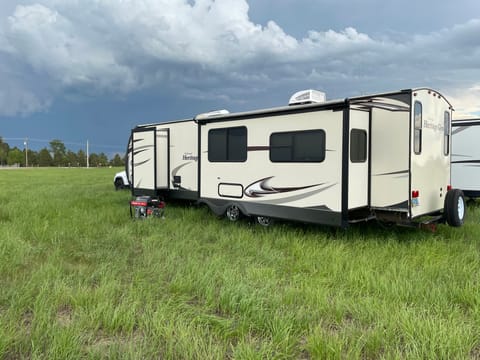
[348,110,369,209]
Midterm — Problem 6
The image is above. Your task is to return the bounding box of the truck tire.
[444,189,465,227]
[114,178,124,190]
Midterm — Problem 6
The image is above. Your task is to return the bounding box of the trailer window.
[414,101,422,154]
[350,129,367,163]
[270,130,325,162]
[444,111,450,156]
[208,126,247,162]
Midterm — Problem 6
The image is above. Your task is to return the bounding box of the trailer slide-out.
[452,118,480,198]
[127,88,465,228]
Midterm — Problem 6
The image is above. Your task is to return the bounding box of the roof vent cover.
[288,89,326,106]
[195,109,230,120]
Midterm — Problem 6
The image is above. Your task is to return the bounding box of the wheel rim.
[457,196,465,220]
[226,205,240,221]
[257,216,271,226]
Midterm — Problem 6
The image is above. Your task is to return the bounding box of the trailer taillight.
[412,190,420,198]
[447,185,452,191]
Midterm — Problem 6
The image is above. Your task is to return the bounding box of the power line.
[2,137,125,150]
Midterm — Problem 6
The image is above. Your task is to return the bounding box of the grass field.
[0,168,479,359]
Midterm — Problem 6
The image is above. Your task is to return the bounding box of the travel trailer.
[452,118,480,198]
[127,88,465,228]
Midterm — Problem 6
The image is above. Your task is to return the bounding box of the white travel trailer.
[452,118,480,198]
[128,88,465,228]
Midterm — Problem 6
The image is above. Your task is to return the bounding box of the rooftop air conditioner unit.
[288,89,326,106]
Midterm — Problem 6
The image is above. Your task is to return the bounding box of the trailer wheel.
[444,189,466,227]
[226,204,241,222]
[256,216,273,227]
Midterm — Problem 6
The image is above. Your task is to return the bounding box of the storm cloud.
[0,0,479,117]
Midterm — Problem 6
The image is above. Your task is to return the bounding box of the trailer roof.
[134,87,452,128]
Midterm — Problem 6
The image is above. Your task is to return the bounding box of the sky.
[0,0,479,155]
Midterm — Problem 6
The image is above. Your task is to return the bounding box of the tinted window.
[270,130,325,162]
[414,101,422,154]
[350,129,367,163]
[444,111,450,156]
[208,126,247,162]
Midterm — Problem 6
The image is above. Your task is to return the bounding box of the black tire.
[256,216,273,227]
[444,189,466,227]
[114,178,124,190]
[226,204,241,222]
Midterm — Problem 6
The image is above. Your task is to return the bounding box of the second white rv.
[128,88,465,228]
[452,118,480,198]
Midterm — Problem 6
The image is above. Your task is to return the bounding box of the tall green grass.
[0,168,479,359]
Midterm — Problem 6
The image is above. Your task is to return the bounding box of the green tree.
[7,147,24,166]
[66,150,78,167]
[77,150,87,167]
[97,152,108,167]
[110,153,124,167]
[27,149,38,166]
[38,148,53,167]
[89,153,99,167]
[0,137,10,165]
[49,139,67,166]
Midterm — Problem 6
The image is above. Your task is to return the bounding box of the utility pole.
[86,140,89,168]
[24,138,28,167]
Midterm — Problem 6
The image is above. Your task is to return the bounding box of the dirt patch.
[21,309,34,334]
[56,304,73,327]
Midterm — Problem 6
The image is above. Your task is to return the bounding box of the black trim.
[463,190,480,198]
[134,118,194,129]
[374,169,409,176]
[154,128,157,190]
[451,160,480,165]
[367,109,372,208]
[341,102,350,228]
[196,102,346,125]
[218,183,244,199]
[376,200,409,210]
[197,122,202,199]
[408,95,413,219]
[248,146,270,151]
[452,119,480,127]
[200,198,343,227]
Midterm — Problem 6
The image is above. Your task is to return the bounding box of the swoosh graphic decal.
[263,183,338,205]
[134,159,151,167]
[244,176,323,198]
[452,126,470,135]
[373,169,409,176]
[133,147,152,156]
[171,162,192,176]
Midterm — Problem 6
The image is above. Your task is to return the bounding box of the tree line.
[0,138,125,167]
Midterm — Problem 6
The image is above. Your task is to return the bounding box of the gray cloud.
[0,0,479,117]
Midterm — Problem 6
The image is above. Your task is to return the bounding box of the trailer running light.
[412,190,420,198]
[447,185,452,191]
